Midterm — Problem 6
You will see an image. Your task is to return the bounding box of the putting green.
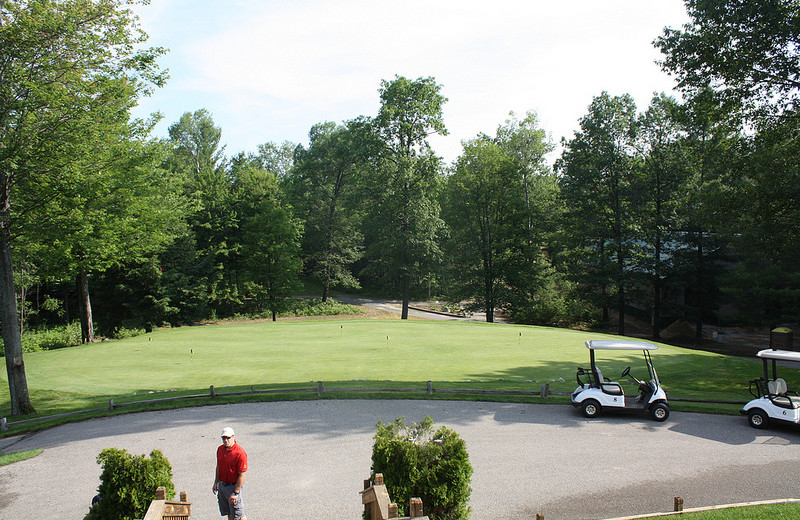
[0,319,774,417]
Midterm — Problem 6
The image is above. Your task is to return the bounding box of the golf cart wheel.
[747,409,768,429]
[581,399,601,418]
[649,402,669,422]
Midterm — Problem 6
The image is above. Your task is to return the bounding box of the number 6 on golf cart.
[571,340,669,421]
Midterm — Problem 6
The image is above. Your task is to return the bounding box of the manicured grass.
[639,502,800,519]
[0,449,42,466]
[0,319,782,424]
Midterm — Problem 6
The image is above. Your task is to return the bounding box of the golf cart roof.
[756,349,800,362]
[585,340,659,351]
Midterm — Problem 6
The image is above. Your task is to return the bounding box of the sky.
[131,0,691,165]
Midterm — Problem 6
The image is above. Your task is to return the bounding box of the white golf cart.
[740,348,800,429]
[571,339,669,421]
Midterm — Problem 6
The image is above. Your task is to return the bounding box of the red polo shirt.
[217,442,248,484]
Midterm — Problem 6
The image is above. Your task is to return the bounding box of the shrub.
[284,298,364,317]
[85,448,175,520]
[14,322,82,354]
[370,417,472,520]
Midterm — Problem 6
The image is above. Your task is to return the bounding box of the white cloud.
[133,0,690,163]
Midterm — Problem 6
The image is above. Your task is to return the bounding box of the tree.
[655,0,800,118]
[165,110,241,317]
[364,76,448,319]
[287,122,364,301]
[0,0,166,415]
[494,111,556,232]
[240,172,303,321]
[557,93,640,335]
[491,112,569,325]
[671,89,741,338]
[656,1,800,331]
[26,138,185,343]
[716,111,800,325]
[256,140,296,180]
[634,94,689,338]
[443,137,524,322]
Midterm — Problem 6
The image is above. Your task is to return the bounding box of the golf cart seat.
[595,368,623,395]
[768,378,800,409]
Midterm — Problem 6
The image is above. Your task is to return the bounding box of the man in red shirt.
[213,426,248,520]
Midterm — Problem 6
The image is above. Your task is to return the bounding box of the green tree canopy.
[363,76,448,319]
[0,0,166,415]
[656,0,800,117]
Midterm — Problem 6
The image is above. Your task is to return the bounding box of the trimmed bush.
[85,448,175,520]
[370,416,472,520]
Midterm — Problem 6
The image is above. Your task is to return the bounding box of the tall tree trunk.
[484,255,494,323]
[321,283,329,303]
[401,273,409,320]
[695,236,704,340]
[0,211,35,415]
[652,237,662,340]
[77,269,95,343]
[617,241,626,336]
[653,282,662,340]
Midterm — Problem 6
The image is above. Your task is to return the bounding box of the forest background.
[1,0,799,416]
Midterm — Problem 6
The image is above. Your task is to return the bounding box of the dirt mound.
[661,319,697,339]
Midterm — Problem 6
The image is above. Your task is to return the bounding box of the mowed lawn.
[0,319,778,417]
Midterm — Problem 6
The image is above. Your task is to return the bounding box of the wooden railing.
[143,486,191,520]
[361,473,428,520]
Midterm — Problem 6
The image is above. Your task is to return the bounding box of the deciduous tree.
[364,76,448,319]
[0,0,166,415]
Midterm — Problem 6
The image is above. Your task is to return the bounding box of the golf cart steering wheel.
[622,366,643,385]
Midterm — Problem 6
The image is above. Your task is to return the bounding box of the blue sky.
[132,0,690,164]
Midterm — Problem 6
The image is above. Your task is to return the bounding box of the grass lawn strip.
[0,319,782,425]
[0,449,42,466]
[611,499,800,519]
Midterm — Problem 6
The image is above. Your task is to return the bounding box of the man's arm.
[230,471,247,503]
[234,471,246,494]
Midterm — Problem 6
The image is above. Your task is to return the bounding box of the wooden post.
[409,497,423,518]
[388,502,399,518]
[108,399,114,410]
[374,473,384,485]
[674,496,684,511]
[540,384,549,398]
[1,417,6,432]
[535,514,545,520]
[180,491,187,502]
[156,486,166,500]
[427,381,433,395]
[317,381,324,396]
[210,385,216,397]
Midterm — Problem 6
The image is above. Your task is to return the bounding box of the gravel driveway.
[2,400,799,520]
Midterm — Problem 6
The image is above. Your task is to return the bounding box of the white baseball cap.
[221,427,235,438]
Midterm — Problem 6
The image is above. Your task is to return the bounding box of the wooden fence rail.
[0,381,746,432]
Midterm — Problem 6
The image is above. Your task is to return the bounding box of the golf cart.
[740,348,800,429]
[571,339,669,422]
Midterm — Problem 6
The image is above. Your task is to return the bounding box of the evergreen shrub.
[370,416,472,520]
[84,448,175,520]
